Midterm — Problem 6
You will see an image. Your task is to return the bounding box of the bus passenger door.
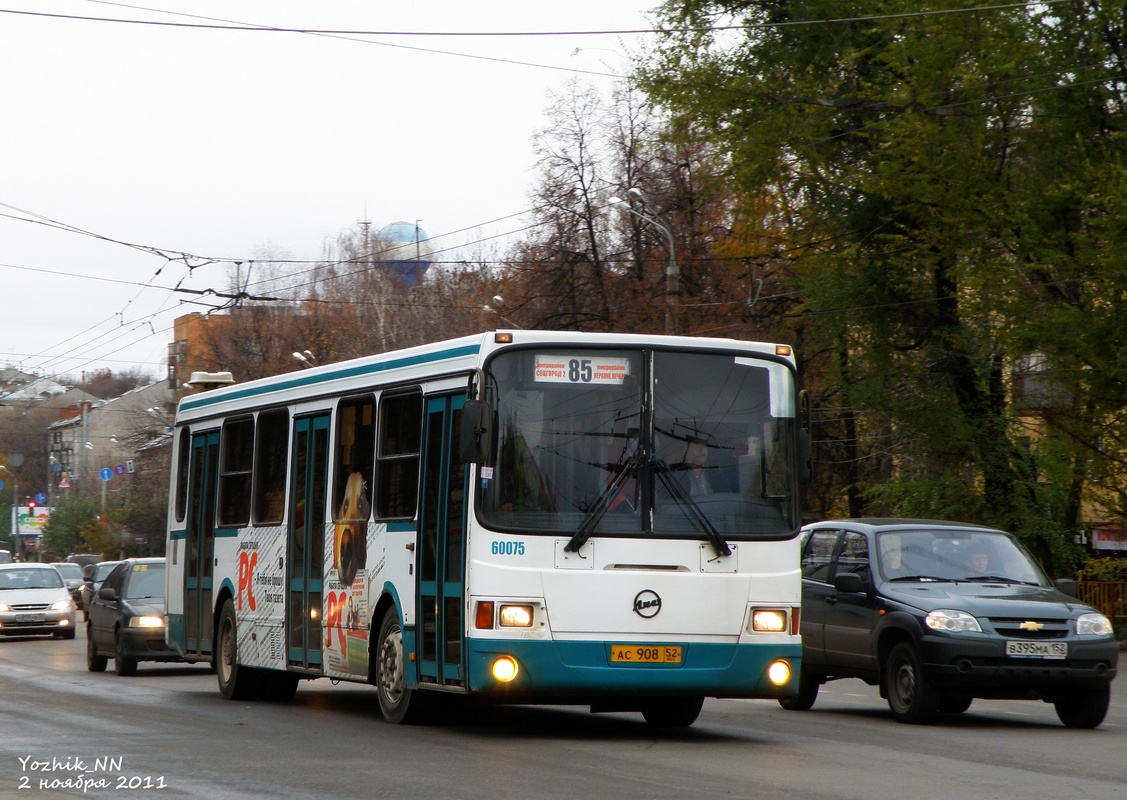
[417,394,467,687]
[184,431,219,659]
[288,413,330,670]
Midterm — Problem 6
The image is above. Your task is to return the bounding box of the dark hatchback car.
[783,519,1119,728]
[80,560,122,620]
[87,557,178,676]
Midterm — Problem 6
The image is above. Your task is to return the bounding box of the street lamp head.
[627,187,644,200]
[608,196,628,209]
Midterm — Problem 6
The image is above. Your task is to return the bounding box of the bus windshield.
[478,347,798,540]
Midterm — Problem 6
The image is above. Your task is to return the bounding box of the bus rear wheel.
[375,607,418,724]
[217,598,259,701]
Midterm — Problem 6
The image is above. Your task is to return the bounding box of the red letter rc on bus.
[237,550,258,611]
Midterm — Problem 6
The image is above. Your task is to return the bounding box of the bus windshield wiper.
[565,452,641,554]
[652,458,731,558]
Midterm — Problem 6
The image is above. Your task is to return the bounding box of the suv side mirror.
[1053,578,1077,598]
[833,572,868,594]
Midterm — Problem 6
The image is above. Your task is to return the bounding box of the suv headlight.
[1076,612,1113,636]
[925,609,982,633]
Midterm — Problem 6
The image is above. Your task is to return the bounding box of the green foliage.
[640,1,1127,539]
[861,478,984,523]
[1075,557,1127,582]
[40,496,101,560]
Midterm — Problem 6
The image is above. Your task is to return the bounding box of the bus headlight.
[767,660,792,686]
[492,656,519,682]
[498,604,534,628]
[749,608,788,633]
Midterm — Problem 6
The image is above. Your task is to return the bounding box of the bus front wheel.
[375,607,419,724]
[640,695,704,728]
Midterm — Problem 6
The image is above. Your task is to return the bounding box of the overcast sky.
[0,1,657,381]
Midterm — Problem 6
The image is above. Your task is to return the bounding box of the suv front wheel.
[885,642,939,724]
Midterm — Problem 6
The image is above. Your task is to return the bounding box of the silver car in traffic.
[0,563,78,639]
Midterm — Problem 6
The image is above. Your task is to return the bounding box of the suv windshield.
[478,347,798,540]
[876,529,1048,585]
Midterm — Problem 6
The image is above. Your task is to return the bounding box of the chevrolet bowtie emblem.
[1019,621,1044,631]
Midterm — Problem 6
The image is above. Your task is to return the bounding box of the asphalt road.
[1,628,1124,800]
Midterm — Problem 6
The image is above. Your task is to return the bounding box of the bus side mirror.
[797,390,812,485]
[797,428,812,485]
[460,399,494,466]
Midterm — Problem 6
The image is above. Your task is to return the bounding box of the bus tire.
[778,669,819,711]
[375,606,418,724]
[260,671,300,702]
[217,598,259,701]
[640,695,704,727]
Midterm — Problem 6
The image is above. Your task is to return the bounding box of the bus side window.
[254,410,289,524]
[333,396,375,523]
[376,392,422,519]
[218,417,254,526]
[174,427,191,523]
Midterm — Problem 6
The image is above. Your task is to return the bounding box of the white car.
[0,563,78,639]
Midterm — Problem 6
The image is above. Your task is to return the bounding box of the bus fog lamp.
[499,604,534,627]
[491,656,519,682]
[751,609,787,633]
[767,660,792,686]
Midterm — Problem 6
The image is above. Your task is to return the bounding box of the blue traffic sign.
[0,479,4,492]
[99,467,113,481]
[35,493,46,504]
[113,463,127,476]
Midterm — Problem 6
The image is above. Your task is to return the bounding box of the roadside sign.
[113,463,127,476]
[99,467,113,481]
[58,475,71,489]
[35,493,46,504]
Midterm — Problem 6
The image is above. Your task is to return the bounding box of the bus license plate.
[1005,640,1067,659]
[610,645,682,664]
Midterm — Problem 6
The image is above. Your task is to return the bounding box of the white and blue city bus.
[165,330,808,726]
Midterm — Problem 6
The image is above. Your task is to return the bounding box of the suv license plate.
[1005,640,1067,659]
[610,645,682,664]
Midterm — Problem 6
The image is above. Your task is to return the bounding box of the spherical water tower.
[377,221,432,288]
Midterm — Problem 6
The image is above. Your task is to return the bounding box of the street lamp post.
[610,191,680,334]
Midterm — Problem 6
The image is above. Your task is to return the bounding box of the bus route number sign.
[609,644,683,664]
[534,355,630,385]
